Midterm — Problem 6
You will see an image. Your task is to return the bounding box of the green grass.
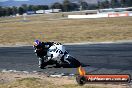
[0,13,132,45]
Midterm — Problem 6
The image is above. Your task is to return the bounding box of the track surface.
[0,43,132,76]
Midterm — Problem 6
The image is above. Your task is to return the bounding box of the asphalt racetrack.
[0,43,132,76]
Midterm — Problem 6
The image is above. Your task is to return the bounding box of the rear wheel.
[66,56,81,67]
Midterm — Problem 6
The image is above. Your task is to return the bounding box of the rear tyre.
[67,56,81,67]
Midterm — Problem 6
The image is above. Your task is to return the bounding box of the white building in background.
[36,9,62,14]
[52,9,62,13]
[45,9,62,14]
[36,10,45,14]
[44,9,53,14]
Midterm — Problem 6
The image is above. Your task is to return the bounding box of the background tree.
[120,0,127,7]
[70,3,79,11]
[98,1,102,9]
[18,7,24,15]
[27,5,34,11]
[62,0,71,12]
[127,0,132,7]
[51,2,63,9]
[21,4,28,12]
[5,7,13,16]
[104,0,110,8]
[111,0,120,8]
[37,5,49,10]
[1,0,132,17]
[0,7,5,17]
[27,5,38,11]
[98,0,110,9]
[81,1,88,10]
[89,4,98,10]
[12,6,18,15]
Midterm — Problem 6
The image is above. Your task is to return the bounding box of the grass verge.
[0,77,108,88]
[0,13,132,45]
[0,72,129,88]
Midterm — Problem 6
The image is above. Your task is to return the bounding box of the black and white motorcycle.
[34,43,81,69]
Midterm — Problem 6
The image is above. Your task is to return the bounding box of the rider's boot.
[38,57,44,69]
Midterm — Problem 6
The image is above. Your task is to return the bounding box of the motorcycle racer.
[33,39,54,68]
[33,40,54,57]
[33,40,81,69]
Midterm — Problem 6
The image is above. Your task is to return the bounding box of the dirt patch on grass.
[0,72,130,88]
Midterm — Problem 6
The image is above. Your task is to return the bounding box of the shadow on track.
[42,62,90,69]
